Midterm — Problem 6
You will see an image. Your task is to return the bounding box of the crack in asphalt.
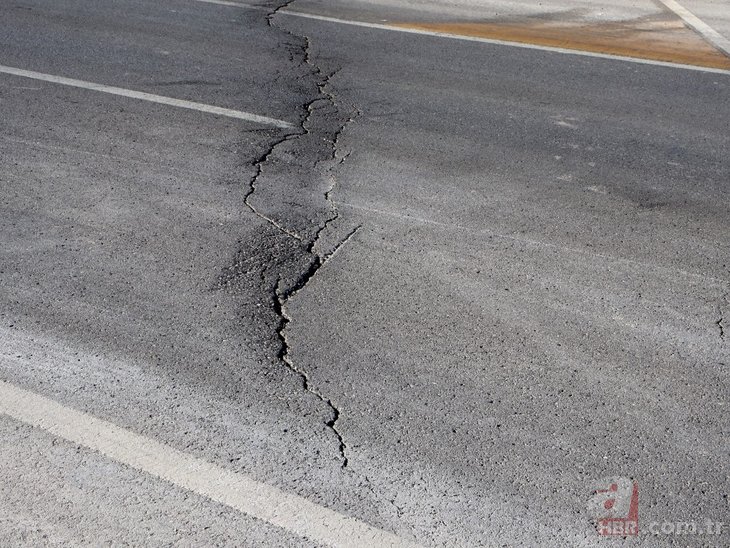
[242,0,314,242]
[717,293,727,341]
[238,0,362,468]
[274,225,361,468]
[244,13,360,248]
[312,106,361,255]
[243,132,305,241]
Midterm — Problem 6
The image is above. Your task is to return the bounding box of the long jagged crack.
[244,50,358,245]
[238,5,410,521]
[242,1,328,242]
[299,31,362,255]
[240,1,364,468]
[274,226,362,467]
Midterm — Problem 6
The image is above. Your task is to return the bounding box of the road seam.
[0,379,418,548]
[0,65,293,128]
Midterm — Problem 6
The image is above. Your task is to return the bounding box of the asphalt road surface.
[1,0,728,546]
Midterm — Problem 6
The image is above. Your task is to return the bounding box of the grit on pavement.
[0,0,728,545]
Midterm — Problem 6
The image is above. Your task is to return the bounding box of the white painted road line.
[0,65,293,128]
[277,11,730,75]
[190,0,730,74]
[657,0,730,57]
[195,0,266,10]
[0,380,418,548]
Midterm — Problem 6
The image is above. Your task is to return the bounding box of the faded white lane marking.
[657,0,730,57]
[0,135,212,179]
[0,380,418,548]
[0,65,293,128]
[335,200,730,286]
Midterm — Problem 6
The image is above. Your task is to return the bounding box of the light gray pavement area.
[0,415,318,547]
[680,0,730,40]
[289,0,663,23]
[1,0,729,546]
[291,0,730,34]
[280,9,730,544]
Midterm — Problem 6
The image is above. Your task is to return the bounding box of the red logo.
[587,478,639,536]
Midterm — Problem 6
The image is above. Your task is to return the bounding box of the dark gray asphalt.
[1,0,728,546]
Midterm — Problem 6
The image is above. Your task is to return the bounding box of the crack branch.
[310,106,361,255]
[243,133,304,241]
[717,295,727,341]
